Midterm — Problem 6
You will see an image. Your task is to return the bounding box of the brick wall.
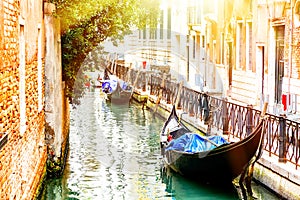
[293,28,300,79]
[0,0,47,199]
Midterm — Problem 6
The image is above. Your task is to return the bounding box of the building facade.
[112,0,300,116]
[0,0,47,198]
[0,1,68,199]
[210,0,300,115]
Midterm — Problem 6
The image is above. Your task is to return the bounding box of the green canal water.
[41,89,281,200]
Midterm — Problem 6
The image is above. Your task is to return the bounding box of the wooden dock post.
[113,53,118,75]
[279,114,287,163]
[154,74,166,113]
[246,104,253,135]
[222,97,229,134]
[175,81,183,110]
[132,69,141,88]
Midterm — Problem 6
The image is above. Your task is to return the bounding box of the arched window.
[294,1,300,28]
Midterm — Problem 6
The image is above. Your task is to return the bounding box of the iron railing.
[108,61,300,170]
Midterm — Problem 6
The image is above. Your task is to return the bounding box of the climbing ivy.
[48,0,160,106]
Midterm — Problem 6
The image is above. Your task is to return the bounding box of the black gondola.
[102,78,133,105]
[160,105,266,184]
[107,80,133,104]
[101,68,133,104]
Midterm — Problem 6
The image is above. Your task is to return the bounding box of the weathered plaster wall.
[44,2,70,176]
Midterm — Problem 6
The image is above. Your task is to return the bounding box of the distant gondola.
[160,105,266,184]
[101,75,133,104]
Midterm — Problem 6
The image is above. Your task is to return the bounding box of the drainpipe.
[288,1,294,104]
[187,27,190,82]
[204,24,208,87]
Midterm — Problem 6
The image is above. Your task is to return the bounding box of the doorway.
[274,26,285,104]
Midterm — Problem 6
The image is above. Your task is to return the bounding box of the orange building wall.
[0,0,47,199]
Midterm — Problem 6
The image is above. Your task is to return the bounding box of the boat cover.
[102,79,117,93]
[165,133,228,153]
[119,80,131,91]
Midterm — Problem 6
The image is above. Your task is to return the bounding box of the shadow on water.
[160,165,240,200]
[160,165,283,200]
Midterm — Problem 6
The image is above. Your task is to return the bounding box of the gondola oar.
[199,135,219,147]
[178,110,219,147]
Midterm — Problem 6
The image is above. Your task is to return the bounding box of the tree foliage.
[49,0,160,106]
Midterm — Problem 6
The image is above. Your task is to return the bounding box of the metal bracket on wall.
[0,132,8,150]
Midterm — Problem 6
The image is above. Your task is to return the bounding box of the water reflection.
[42,91,168,199]
[160,166,239,200]
[41,90,281,200]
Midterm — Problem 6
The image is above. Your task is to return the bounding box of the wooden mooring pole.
[175,81,183,110]
[154,74,166,113]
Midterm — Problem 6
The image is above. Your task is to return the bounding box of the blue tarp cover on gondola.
[119,80,130,91]
[102,79,117,93]
[165,133,228,153]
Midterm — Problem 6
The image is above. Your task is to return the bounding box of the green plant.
[49,0,160,106]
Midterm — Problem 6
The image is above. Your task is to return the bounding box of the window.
[196,35,200,59]
[220,32,224,64]
[294,1,300,27]
[38,25,43,111]
[19,23,26,137]
[0,1,3,58]
[160,10,164,39]
[236,21,243,69]
[150,28,157,40]
[192,35,196,59]
[246,21,253,71]
[201,35,205,48]
[167,8,171,39]
[188,6,196,24]
[196,1,201,24]
[143,27,146,39]
[213,40,216,62]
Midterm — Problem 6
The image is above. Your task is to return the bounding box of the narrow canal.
[41,89,281,200]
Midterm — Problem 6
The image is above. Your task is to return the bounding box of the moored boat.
[101,75,133,104]
[160,105,266,184]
